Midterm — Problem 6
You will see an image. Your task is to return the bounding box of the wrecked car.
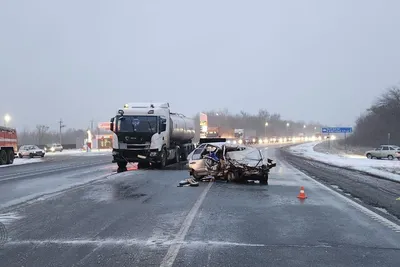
[187,138,276,184]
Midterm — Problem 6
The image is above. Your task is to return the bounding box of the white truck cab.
[110,102,195,171]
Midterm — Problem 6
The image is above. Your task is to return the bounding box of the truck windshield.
[117,116,158,133]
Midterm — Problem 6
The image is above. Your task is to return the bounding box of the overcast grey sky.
[1,0,400,131]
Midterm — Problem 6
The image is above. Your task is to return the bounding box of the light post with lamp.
[264,122,268,138]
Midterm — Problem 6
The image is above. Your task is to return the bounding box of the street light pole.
[265,122,268,138]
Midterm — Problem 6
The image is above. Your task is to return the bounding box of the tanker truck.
[110,102,196,170]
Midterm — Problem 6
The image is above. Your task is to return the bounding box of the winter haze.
[1,0,400,131]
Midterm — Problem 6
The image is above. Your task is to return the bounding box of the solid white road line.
[159,181,213,267]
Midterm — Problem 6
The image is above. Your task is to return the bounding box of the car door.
[188,144,207,172]
[371,147,382,157]
[19,146,26,156]
[381,146,389,158]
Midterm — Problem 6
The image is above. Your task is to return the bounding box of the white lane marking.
[159,182,213,267]
[4,239,333,249]
[291,164,400,233]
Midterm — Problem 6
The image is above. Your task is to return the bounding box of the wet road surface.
[281,148,400,221]
[0,147,400,266]
[0,152,113,210]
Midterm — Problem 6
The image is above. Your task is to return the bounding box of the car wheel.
[388,155,394,160]
[41,154,45,158]
[29,153,34,158]
[18,153,23,158]
[366,153,372,159]
[226,171,238,182]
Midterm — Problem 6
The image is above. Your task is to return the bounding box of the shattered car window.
[226,147,264,167]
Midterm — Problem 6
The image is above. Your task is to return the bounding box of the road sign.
[321,127,352,134]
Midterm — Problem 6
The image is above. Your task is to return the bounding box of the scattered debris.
[178,178,199,187]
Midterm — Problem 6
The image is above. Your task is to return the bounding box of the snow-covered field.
[289,141,400,182]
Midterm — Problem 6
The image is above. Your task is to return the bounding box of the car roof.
[199,142,246,149]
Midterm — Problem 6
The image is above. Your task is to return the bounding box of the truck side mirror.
[110,117,114,131]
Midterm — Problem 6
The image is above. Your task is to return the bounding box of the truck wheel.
[159,149,167,169]
[6,150,14,164]
[0,150,7,165]
[117,161,128,173]
[117,161,127,169]
[175,148,181,163]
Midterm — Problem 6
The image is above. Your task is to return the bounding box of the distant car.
[44,143,63,152]
[18,145,45,158]
[365,145,400,160]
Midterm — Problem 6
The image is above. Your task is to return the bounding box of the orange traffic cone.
[297,186,307,199]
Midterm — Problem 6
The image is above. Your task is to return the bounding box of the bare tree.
[36,125,49,146]
[347,85,400,147]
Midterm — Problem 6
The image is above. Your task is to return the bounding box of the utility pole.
[58,119,66,145]
[90,119,94,133]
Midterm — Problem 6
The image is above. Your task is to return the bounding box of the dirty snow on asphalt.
[289,141,400,182]
[0,158,43,168]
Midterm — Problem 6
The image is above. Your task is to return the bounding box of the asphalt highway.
[0,147,399,266]
[281,148,400,221]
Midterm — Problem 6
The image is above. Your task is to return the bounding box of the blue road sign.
[321,127,352,134]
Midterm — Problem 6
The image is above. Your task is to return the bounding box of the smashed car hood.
[226,147,264,167]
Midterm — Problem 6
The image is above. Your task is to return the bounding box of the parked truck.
[0,126,18,165]
[110,102,196,170]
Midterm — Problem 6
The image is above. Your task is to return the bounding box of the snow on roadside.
[0,158,43,168]
[289,141,400,182]
[45,149,111,156]
[0,212,23,225]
